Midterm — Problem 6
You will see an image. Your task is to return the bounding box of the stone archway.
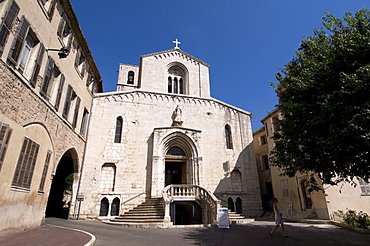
[45,149,78,218]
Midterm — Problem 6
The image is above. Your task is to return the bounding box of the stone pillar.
[151,156,164,197]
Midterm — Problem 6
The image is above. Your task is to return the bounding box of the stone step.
[111,218,165,223]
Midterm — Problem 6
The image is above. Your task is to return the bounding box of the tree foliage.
[271,9,370,188]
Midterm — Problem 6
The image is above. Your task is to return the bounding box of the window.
[29,43,45,87]
[264,122,269,137]
[40,56,60,100]
[12,138,40,189]
[114,117,123,143]
[359,178,370,196]
[80,108,89,136]
[168,77,172,93]
[7,17,33,69]
[72,96,81,128]
[38,0,56,18]
[167,66,185,94]
[38,150,51,192]
[57,13,73,48]
[259,135,267,145]
[280,179,289,197]
[271,116,279,133]
[62,85,73,119]
[75,45,86,77]
[225,124,233,149]
[0,123,12,172]
[0,0,20,57]
[166,146,186,156]
[62,86,79,125]
[261,155,269,170]
[127,71,134,84]
[54,74,65,111]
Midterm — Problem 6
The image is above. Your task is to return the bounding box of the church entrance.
[165,161,186,185]
[45,149,77,219]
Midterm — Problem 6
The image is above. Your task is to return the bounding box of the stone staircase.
[107,198,167,227]
[227,209,254,224]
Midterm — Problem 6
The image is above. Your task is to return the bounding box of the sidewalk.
[0,224,95,246]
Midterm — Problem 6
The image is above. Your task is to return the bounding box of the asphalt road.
[46,218,369,246]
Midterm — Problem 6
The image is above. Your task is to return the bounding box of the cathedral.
[77,42,262,225]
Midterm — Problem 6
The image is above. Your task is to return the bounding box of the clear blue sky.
[70,0,369,131]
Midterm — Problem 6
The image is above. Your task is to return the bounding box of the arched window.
[236,197,242,214]
[167,65,185,94]
[99,197,109,216]
[114,117,123,143]
[127,71,134,84]
[168,77,172,93]
[100,163,116,192]
[225,124,233,149]
[227,197,235,212]
[111,197,120,216]
[166,146,186,156]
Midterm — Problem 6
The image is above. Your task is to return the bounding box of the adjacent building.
[0,0,102,234]
[253,108,370,221]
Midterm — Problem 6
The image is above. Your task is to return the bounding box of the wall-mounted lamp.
[46,46,70,58]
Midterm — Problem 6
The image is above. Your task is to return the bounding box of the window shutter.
[57,14,66,38]
[40,56,54,98]
[54,74,65,111]
[8,17,30,65]
[63,85,73,119]
[0,123,12,171]
[30,43,45,87]
[0,1,20,55]
[72,96,80,128]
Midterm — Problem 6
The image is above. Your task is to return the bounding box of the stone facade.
[78,48,262,221]
[0,0,101,234]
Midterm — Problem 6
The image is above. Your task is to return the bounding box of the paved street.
[46,218,369,246]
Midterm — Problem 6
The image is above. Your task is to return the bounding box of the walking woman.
[269,198,288,237]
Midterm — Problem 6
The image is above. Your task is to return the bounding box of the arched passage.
[45,149,78,218]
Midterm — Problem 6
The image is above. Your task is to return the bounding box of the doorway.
[165,161,186,186]
[170,201,203,225]
[45,150,76,219]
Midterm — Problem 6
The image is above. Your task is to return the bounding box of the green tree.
[272,9,370,189]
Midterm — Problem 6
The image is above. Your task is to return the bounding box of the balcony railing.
[162,184,220,224]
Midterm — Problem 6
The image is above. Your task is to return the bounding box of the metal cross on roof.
[173,39,181,49]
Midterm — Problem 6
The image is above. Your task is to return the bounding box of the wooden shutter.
[54,74,65,111]
[72,96,80,128]
[63,85,73,119]
[30,43,45,87]
[40,56,54,98]
[57,13,66,38]
[0,123,12,171]
[8,17,29,65]
[0,1,20,56]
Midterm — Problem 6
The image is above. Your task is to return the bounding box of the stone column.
[151,156,164,197]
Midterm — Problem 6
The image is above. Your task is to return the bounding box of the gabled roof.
[140,49,210,68]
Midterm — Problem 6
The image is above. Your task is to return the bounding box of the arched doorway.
[99,198,109,216]
[236,197,243,214]
[111,197,120,216]
[45,149,77,218]
[165,146,187,186]
[227,197,235,212]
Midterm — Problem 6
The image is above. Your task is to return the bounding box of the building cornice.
[141,49,210,68]
[94,90,252,116]
[61,0,103,92]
